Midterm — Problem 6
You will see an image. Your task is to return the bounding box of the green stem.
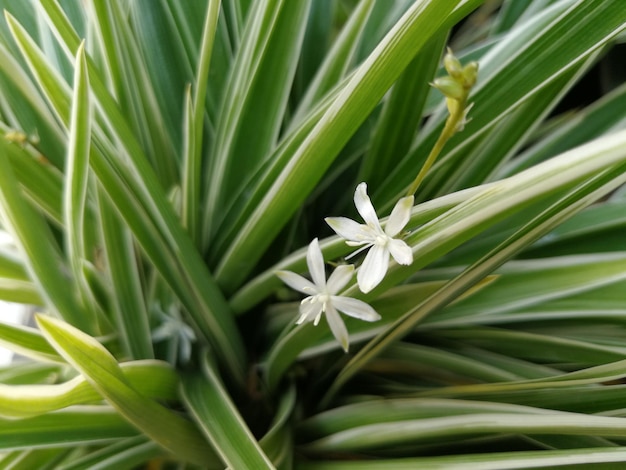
[405,97,467,197]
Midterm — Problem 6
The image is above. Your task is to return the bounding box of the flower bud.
[432,76,465,101]
[443,49,463,79]
[462,61,479,89]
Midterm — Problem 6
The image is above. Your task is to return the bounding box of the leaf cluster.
[0,0,625,468]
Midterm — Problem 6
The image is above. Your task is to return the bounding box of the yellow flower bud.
[462,61,479,89]
[443,48,463,79]
[432,76,465,101]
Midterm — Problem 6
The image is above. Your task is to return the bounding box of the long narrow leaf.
[63,42,96,328]
[97,189,153,360]
[36,314,218,466]
[323,158,626,404]
[215,0,477,291]
[0,406,138,451]
[300,412,626,453]
[3,135,64,226]
[55,437,163,470]
[0,138,88,331]
[291,0,375,125]
[88,0,178,187]
[180,352,275,470]
[295,447,626,470]
[0,321,62,363]
[376,0,626,206]
[8,7,247,382]
[204,0,311,243]
[0,360,178,419]
[182,0,220,246]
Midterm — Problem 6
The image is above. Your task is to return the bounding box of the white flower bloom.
[325,182,413,293]
[276,238,380,352]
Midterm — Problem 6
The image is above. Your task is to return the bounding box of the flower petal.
[332,296,381,322]
[326,264,354,294]
[276,270,317,294]
[307,238,326,288]
[325,303,349,352]
[354,182,382,231]
[385,195,413,237]
[297,298,322,324]
[357,244,389,293]
[388,238,413,265]
[325,217,371,243]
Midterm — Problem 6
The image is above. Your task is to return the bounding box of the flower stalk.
[405,49,478,198]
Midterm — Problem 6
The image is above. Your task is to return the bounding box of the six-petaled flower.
[325,182,413,293]
[276,238,380,351]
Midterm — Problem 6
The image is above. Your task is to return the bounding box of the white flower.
[152,304,196,364]
[325,182,413,293]
[276,238,380,352]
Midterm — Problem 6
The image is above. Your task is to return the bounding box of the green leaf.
[426,253,626,326]
[0,362,62,385]
[439,327,626,367]
[299,398,563,440]
[125,0,197,150]
[491,0,537,35]
[323,155,626,405]
[182,0,220,246]
[376,0,626,206]
[55,436,163,470]
[36,314,218,466]
[260,384,296,468]
[204,0,311,242]
[291,0,375,124]
[0,321,63,363]
[300,411,626,454]
[4,10,72,126]
[295,447,626,469]
[414,356,626,399]
[180,352,275,470]
[359,31,447,187]
[0,41,66,167]
[0,138,89,331]
[10,6,247,380]
[0,406,138,451]
[523,199,626,256]
[97,188,153,360]
[0,247,41,304]
[379,341,528,384]
[63,41,97,329]
[0,448,68,470]
[497,81,626,179]
[0,360,178,419]
[2,134,65,226]
[214,0,476,291]
[454,382,626,416]
[88,0,178,187]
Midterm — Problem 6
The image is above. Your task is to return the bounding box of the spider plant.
[1,0,626,468]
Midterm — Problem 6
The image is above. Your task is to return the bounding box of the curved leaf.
[36,314,217,466]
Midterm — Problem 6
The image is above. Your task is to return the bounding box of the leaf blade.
[36,314,218,466]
